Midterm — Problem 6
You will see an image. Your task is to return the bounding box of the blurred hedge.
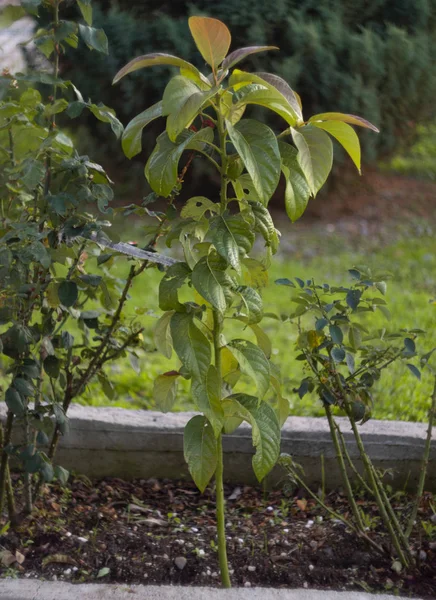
[61,0,436,192]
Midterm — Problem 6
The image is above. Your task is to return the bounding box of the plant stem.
[344,404,411,567]
[0,421,16,524]
[334,419,372,495]
[0,412,14,514]
[215,432,231,588]
[286,463,386,556]
[324,404,365,532]
[5,464,16,524]
[42,0,60,205]
[406,375,436,538]
[23,411,32,514]
[215,110,228,213]
[320,452,325,502]
[212,309,230,587]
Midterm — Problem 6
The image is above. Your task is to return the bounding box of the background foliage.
[59,0,436,192]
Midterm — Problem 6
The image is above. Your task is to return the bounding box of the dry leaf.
[0,550,17,567]
[42,554,77,568]
[296,499,307,512]
[128,503,150,514]
[139,517,168,527]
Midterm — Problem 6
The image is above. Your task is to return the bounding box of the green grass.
[76,219,436,423]
[385,122,436,180]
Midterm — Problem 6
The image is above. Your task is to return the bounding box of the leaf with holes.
[181,196,218,221]
[226,119,281,205]
[210,214,255,274]
[159,263,191,311]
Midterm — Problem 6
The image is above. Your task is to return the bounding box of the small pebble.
[175,557,187,571]
[64,568,72,576]
[197,549,205,557]
[65,532,72,537]
[431,514,436,524]
[237,538,244,544]
[244,582,251,588]
[52,575,57,581]
[419,550,427,562]
[305,520,314,529]
[162,554,169,560]
[226,522,232,528]
[266,506,274,512]
[211,572,218,578]
[72,567,78,572]
[283,528,289,533]
[248,566,256,572]
[309,564,315,571]
[191,527,199,533]
[77,537,88,544]
[303,582,308,589]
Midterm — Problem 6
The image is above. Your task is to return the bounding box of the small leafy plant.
[114,16,377,586]
[0,0,150,520]
[277,266,436,568]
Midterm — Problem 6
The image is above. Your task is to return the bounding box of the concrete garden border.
[1,405,434,490]
[0,581,425,600]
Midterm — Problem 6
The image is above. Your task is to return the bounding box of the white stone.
[174,557,187,571]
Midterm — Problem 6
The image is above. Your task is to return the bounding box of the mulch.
[1,476,436,596]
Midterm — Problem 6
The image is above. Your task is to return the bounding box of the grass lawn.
[75,215,436,423]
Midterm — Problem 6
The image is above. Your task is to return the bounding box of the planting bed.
[0,476,435,597]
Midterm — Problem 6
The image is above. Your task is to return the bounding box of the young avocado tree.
[114,16,378,587]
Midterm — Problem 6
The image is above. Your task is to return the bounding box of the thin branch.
[406,375,436,538]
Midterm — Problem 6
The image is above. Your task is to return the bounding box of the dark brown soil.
[1,476,435,597]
